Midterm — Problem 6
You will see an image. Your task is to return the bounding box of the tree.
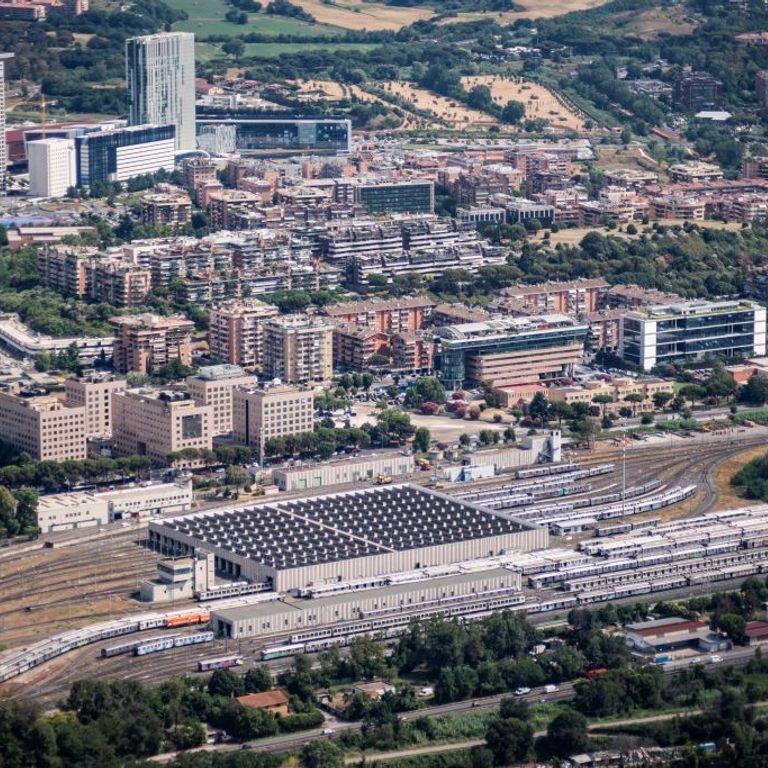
[244,666,273,693]
[592,393,614,418]
[623,392,645,415]
[403,377,447,408]
[300,740,344,768]
[224,465,248,489]
[543,710,589,758]
[706,361,736,402]
[501,99,525,124]
[528,391,550,423]
[716,613,747,644]
[653,391,674,410]
[740,375,768,405]
[0,485,17,537]
[486,716,534,765]
[376,409,416,445]
[413,427,431,453]
[678,383,707,407]
[549,400,573,425]
[207,668,245,697]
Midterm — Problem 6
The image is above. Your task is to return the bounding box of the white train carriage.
[650,576,688,592]
[174,631,214,648]
[261,643,306,661]
[134,637,175,656]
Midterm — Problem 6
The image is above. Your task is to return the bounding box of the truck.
[375,475,393,485]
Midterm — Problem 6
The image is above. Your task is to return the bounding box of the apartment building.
[322,297,435,334]
[650,194,706,221]
[436,315,588,389]
[92,261,152,307]
[332,324,389,371]
[319,223,402,264]
[0,390,86,460]
[391,331,436,373]
[110,314,194,375]
[619,300,767,371]
[673,71,723,110]
[111,389,213,461]
[668,162,724,184]
[208,299,280,368]
[353,180,434,215]
[493,279,608,317]
[140,189,192,228]
[432,303,490,326]
[207,189,260,230]
[180,157,218,193]
[37,245,94,297]
[263,315,333,385]
[64,374,126,437]
[232,384,314,459]
[186,364,253,436]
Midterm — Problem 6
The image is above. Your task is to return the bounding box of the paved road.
[149,642,765,764]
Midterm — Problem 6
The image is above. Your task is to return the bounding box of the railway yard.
[2,432,768,705]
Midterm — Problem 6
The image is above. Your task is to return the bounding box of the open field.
[383,81,497,129]
[166,0,342,38]
[291,0,432,31]
[711,445,767,512]
[461,74,586,131]
[442,0,613,24]
[597,5,699,39]
[290,79,436,128]
[244,41,378,57]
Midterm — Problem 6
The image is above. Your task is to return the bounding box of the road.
[149,642,763,764]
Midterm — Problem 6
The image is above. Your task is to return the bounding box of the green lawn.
[243,41,378,56]
[166,0,342,39]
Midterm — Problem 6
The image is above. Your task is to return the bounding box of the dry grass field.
[461,74,586,131]
[711,446,766,512]
[443,0,613,24]
[383,81,498,129]
[291,0,431,30]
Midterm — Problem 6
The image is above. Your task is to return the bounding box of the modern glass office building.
[126,32,196,151]
[436,315,588,389]
[75,124,176,189]
[355,181,434,215]
[619,300,767,371]
[195,112,352,153]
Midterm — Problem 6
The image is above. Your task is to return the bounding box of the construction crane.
[14,92,58,138]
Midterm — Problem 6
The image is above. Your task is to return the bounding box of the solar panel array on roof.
[156,485,528,572]
[276,485,523,550]
[160,507,386,569]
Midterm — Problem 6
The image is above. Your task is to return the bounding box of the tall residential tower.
[125,32,195,151]
[0,53,14,192]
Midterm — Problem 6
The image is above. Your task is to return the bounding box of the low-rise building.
[111,389,214,462]
[236,691,290,717]
[272,454,415,492]
[668,162,724,184]
[548,377,673,411]
[36,479,193,532]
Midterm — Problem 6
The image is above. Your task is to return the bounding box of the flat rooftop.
[155,484,529,571]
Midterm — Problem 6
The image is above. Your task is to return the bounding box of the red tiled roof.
[236,690,289,708]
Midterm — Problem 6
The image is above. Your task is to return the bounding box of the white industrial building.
[149,484,548,592]
[211,566,520,639]
[36,479,193,533]
[271,454,415,492]
[27,138,77,198]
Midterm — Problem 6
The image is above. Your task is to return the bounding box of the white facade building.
[125,32,196,151]
[28,138,76,198]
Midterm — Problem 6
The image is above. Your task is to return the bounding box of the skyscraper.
[0,53,14,193]
[125,32,195,152]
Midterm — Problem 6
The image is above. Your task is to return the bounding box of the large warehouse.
[148,484,548,592]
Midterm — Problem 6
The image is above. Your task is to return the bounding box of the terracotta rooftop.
[236,690,289,708]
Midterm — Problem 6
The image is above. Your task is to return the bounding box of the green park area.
[165,0,342,38]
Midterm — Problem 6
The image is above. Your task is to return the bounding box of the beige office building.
[111,313,194,375]
[232,385,314,459]
[111,389,213,462]
[263,315,333,385]
[208,299,279,368]
[65,374,126,437]
[186,364,253,436]
[0,390,86,460]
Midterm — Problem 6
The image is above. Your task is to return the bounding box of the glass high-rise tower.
[125,32,195,152]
